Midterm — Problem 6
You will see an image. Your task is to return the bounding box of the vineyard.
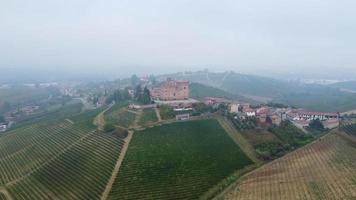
[341,123,356,137]
[223,133,356,200]
[107,119,253,200]
[0,117,125,200]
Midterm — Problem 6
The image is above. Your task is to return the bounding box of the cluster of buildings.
[229,102,283,125]
[286,110,340,129]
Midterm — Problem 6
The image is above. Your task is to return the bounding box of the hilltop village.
[126,77,340,131]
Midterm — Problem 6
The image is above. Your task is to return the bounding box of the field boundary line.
[5,130,96,186]
[217,117,260,164]
[0,187,14,200]
[132,109,143,129]
[213,130,335,200]
[65,118,74,124]
[94,105,113,131]
[154,107,162,122]
[100,131,134,200]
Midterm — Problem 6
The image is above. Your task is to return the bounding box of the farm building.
[287,110,339,121]
[176,113,190,121]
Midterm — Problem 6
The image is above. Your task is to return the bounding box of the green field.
[158,105,175,120]
[105,103,136,128]
[0,111,125,200]
[139,108,158,125]
[108,119,253,200]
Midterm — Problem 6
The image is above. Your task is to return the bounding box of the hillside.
[158,71,293,98]
[189,82,257,103]
[223,133,356,200]
[330,80,356,92]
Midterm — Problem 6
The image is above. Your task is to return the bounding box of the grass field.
[108,119,253,200]
[105,103,136,128]
[138,108,158,126]
[0,111,125,200]
[158,105,175,120]
[223,133,356,200]
[241,129,280,146]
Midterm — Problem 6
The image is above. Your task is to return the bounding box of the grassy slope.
[104,102,136,128]
[108,119,253,200]
[139,108,158,125]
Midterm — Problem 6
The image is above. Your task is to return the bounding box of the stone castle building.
[150,78,189,101]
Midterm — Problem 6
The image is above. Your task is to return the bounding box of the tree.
[122,88,131,100]
[140,87,151,105]
[131,74,140,86]
[135,84,142,100]
[0,115,5,123]
[309,119,325,131]
[103,122,116,132]
[0,101,11,115]
[149,74,157,85]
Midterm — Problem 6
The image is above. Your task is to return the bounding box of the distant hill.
[158,71,294,98]
[189,83,257,103]
[158,71,356,112]
[330,80,356,92]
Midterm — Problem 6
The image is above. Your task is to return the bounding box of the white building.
[229,103,240,113]
[0,124,7,132]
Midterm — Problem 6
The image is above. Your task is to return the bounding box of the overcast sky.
[1,0,356,77]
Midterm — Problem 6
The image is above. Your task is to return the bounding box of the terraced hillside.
[223,133,356,200]
[108,119,254,200]
[0,118,125,200]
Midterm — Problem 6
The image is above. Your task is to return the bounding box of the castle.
[150,78,189,101]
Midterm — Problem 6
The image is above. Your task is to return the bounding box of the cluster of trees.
[105,85,151,105]
[134,85,151,105]
[255,121,314,161]
[105,88,131,104]
[0,102,11,123]
[228,115,258,131]
[255,141,290,160]
[308,119,325,131]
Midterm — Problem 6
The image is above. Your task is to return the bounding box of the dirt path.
[124,108,139,115]
[132,109,143,129]
[0,187,14,200]
[100,131,134,200]
[154,107,162,122]
[93,105,112,131]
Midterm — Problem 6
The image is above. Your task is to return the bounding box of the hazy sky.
[1,0,356,77]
